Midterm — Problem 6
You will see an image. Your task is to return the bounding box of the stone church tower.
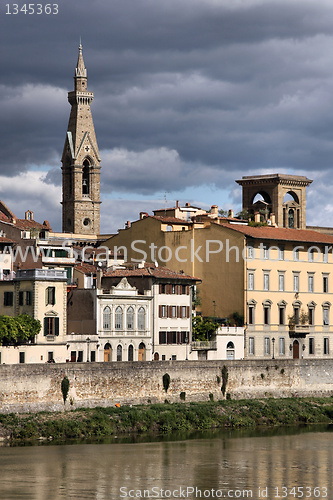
[61,44,101,235]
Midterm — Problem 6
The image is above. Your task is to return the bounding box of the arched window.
[82,159,90,195]
[127,306,134,330]
[103,306,111,330]
[117,344,122,361]
[115,306,123,330]
[138,342,146,361]
[138,307,145,330]
[226,341,235,360]
[128,344,134,362]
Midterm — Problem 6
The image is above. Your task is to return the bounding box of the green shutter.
[44,317,49,336]
[55,317,59,336]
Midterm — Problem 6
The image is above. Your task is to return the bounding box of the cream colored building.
[67,263,198,362]
[0,269,68,364]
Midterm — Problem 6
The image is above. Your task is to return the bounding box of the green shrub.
[61,376,70,404]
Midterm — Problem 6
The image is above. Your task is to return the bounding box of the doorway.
[293,340,299,359]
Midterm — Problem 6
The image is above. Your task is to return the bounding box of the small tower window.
[288,209,294,228]
[82,159,90,195]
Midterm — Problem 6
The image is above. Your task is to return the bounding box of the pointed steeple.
[75,41,87,78]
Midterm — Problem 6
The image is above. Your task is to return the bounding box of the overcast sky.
[2,0,333,232]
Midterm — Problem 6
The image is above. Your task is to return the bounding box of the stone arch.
[283,190,299,204]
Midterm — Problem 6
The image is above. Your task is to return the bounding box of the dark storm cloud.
[2,0,333,229]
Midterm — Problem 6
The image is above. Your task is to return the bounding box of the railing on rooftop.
[16,269,67,280]
[191,340,217,350]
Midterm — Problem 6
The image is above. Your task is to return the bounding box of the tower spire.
[75,41,87,79]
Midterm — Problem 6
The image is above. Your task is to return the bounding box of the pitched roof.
[14,219,51,230]
[104,263,200,281]
[151,216,191,225]
[219,223,333,245]
[75,262,98,274]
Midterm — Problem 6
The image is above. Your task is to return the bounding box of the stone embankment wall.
[1,359,333,413]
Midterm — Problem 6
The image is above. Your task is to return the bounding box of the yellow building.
[0,269,68,364]
[105,212,333,360]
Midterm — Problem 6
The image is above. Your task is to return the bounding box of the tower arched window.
[82,159,90,195]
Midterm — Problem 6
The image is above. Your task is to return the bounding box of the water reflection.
[0,426,331,499]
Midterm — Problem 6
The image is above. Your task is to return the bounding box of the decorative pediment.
[45,310,58,317]
[76,132,100,162]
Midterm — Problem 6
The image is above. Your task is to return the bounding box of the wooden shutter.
[44,317,49,336]
[159,305,162,318]
[55,317,59,336]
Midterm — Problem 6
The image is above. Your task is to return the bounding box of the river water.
[0,427,331,500]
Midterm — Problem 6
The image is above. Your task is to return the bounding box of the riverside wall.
[1,359,333,413]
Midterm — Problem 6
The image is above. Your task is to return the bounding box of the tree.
[218,209,228,217]
[0,315,41,345]
[235,209,249,220]
[192,316,218,341]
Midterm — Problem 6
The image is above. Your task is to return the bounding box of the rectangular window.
[263,245,269,260]
[171,306,177,318]
[248,273,254,291]
[309,337,315,355]
[159,331,167,344]
[19,352,25,364]
[4,291,13,306]
[48,352,54,362]
[248,306,254,325]
[181,285,186,295]
[77,351,83,362]
[172,284,176,294]
[264,306,270,325]
[161,305,167,318]
[264,337,270,355]
[308,308,314,326]
[181,306,186,318]
[249,337,255,355]
[294,307,300,325]
[248,246,254,259]
[263,273,269,291]
[44,317,60,336]
[293,274,299,293]
[279,246,284,261]
[324,338,329,355]
[90,351,96,362]
[308,275,314,293]
[46,286,56,306]
[160,284,166,294]
[278,274,284,292]
[19,291,24,306]
[323,275,329,293]
[279,307,285,325]
[279,337,285,355]
[323,308,329,326]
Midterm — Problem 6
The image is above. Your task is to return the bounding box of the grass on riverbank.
[1,397,333,443]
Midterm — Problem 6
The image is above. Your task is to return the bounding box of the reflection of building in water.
[0,431,332,498]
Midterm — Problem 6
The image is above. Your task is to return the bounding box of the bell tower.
[61,43,101,235]
[236,174,312,229]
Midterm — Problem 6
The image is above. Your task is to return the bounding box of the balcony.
[16,269,67,281]
[191,340,217,350]
[288,324,310,338]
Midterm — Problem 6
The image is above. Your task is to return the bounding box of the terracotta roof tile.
[219,223,333,245]
[0,237,15,244]
[15,219,51,230]
[75,262,98,274]
[151,216,191,225]
[104,263,200,281]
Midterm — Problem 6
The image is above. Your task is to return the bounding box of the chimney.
[185,202,190,207]
[254,212,261,223]
[211,205,218,216]
[176,200,180,208]
[228,209,234,218]
[125,221,131,229]
[140,212,148,219]
[270,213,276,226]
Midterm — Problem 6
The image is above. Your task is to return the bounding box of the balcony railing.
[288,324,310,338]
[191,340,217,350]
